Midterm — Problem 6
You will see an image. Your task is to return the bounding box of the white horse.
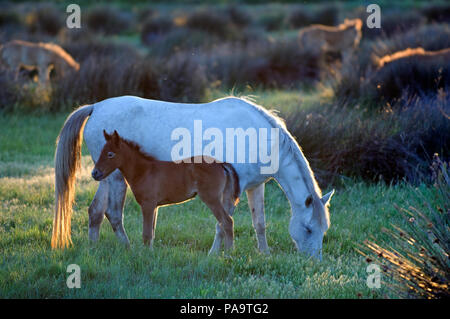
[53,96,334,258]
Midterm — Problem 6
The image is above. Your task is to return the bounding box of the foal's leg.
[247,183,270,253]
[141,203,157,248]
[201,195,234,252]
[104,170,130,246]
[209,180,239,254]
[88,180,108,243]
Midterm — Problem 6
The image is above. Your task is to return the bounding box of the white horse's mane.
[214,96,323,199]
[221,96,331,231]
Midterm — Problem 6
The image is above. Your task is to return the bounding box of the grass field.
[0,93,434,299]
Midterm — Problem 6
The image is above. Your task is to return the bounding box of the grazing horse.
[0,40,80,84]
[298,18,362,57]
[374,47,450,68]
[52,96,334,259]
[92,129,240,253]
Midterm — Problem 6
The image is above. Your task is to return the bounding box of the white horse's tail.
[52,104,93,249]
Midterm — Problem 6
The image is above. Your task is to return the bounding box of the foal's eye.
[107,152,115,159]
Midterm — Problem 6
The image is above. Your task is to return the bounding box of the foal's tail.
[222,163,240,207]
[52,104,93,249]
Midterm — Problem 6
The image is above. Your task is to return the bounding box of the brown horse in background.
[298,18,363,57]
[0,40,80,84]
[92,130,240,253]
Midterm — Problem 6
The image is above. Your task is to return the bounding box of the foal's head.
[91,130,125,181]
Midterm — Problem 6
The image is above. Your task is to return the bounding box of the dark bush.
[380,10,426,37]
[255,40,320,87]
[63,40,141,63]
[422,4,450,23]
[288,7,312,28]
[372,24,450,57]
[50,55,160,110]
[186,9,235,38]
[145,27,216,56]
[334,24,450,104]
[0,9,21,27]
[0,70,19,111]
[86,6,131,35]
[157,54,208,103]
[283,94,450,184]
[226,5,252,28]
[311,5,338,26]
[204,39,320,90]
[365,51,450,106]
[140,16,174,46]
[25,5,64,36]
[258,11,286,31]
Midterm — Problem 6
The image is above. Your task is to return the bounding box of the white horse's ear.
[321,189,335,206]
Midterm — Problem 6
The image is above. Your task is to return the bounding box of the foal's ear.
[103,129,111,141]
[112,130,120,147]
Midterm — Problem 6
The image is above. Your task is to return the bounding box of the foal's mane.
[117,136,157,162]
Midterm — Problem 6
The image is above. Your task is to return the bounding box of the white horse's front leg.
[247,183,270,254]
[208,223,224,255]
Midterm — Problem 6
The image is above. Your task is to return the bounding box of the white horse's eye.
[107,152,115,158]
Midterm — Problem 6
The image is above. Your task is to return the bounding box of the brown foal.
[92,130,240,252]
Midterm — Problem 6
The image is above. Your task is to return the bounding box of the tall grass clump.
[360,154,449,298]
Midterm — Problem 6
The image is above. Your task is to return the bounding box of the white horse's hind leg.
[88,180,108,242]
[247,183,270,253]
[104,170,130,246]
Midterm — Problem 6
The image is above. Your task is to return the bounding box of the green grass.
[0,101,433,298]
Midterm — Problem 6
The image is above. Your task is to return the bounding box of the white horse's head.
[288,190,334,260]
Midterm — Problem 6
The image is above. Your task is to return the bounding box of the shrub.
[365,50,450,106]
[288,7,312,28]
[140,16,174,46]
[333,24,450,104]
[86,6,131,35]
[225,5,252,28]
[311,5,338,26]
[0,70,19,111]
[283,94,449,184]
[25,5,64,36]
[360,155,449,298]
[145,27,216,56]
[204,39,320,90]
[186,9,235,38]
[260,12,286,31]
[50,55,160,111]
[422,4,450,24]
[62,40,141,63]
[0,9,21,28]
[157,54,208,103]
